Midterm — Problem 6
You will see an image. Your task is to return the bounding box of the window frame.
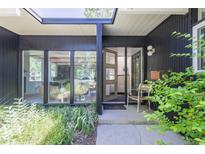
[192,19,205,72]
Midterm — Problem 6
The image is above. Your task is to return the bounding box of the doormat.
[103,104,126,110]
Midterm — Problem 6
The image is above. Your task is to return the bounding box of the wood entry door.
[103,49,118,101]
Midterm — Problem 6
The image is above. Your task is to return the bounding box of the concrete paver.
[96,124,187,145]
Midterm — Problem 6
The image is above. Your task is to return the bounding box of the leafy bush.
[145,68,205,145]
[145,31,205,145]
[0,99,98,144]
[72,104,98,135]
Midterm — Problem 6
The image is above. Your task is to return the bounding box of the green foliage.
[0,99,98,144]
[72,104,98,135]
[84,8,113,18]
[156,140,168,145]
[170,31,205,59]
[145,68,205,144]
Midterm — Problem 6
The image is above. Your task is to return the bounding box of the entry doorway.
[102,47,144,105]
[103,49,118,101]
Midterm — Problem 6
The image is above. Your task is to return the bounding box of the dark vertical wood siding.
[19,36,96,51]
[19,35,147,50]
[103,36,146,47]
[146,9,198,79]
[0,27,19,103]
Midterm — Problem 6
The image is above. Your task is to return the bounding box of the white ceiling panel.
[104,8,188,36]
[0,8,188,36]
[104,13,170,36]
[0,9,96,35]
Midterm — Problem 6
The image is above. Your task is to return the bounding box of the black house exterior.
[0,8,204,114]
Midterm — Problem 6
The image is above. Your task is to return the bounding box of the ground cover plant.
[145,32,205,145]
[0,99,98,144]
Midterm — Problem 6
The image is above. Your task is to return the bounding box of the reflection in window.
[198,27,205,70]
[23,51,44,103]
[106,68,115,80]
[29,57,43,81]
[48,51,71,104]
[74,51,96,103]
[106,52,115,64]
[105,84,115,96]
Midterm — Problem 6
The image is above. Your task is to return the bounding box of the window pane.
[105,84,115,96]
[23,50,44,104]
[106,68,115,80]
[106,52,115,64]
[74,51,96,104]
[48,51,71,104]
[31,8,115,19]
[198,27,205,69]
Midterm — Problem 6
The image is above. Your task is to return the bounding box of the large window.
[74,51,96,104]
[193,20,205,71]
[23,50,44,103]
[48,51,71,104]
[22,50,96,104]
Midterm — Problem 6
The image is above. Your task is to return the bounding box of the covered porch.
[0,8,198,115]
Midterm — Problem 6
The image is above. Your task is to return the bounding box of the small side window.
[192,20,205,71]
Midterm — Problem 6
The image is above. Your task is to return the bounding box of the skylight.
[32,8,115,19]
[25,8,117,24]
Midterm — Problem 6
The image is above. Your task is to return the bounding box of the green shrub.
[72,104,98,135]
[0,99,98,144]
[145,31,205,145]
[145,68,205,145]
[0,99,75,144]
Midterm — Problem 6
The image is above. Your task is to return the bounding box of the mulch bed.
[72,128,97,145]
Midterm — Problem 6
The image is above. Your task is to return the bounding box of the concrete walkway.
[99,105,155,124]
[96,105,187,145]
[96,124,187,145]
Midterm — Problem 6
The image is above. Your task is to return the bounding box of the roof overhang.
[0,8,21,16]
[25,8,118,24]
[0,8,189,36]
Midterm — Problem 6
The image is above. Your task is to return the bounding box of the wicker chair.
[127,83,151,112]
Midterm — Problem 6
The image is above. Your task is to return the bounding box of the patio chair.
[127,83,151,112]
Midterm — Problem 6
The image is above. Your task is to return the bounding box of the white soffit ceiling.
[0,8,188,36]
[103,8,188,36]
[0,8,20,16]
[0,9,96,35]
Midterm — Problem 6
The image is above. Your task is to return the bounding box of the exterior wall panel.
[19,36,96,51]
[103,36,146,47]
[19,35,147,51]
[146,9,198,79]
[0,26,19,103]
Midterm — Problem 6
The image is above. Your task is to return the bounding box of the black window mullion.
[70,51,74,104]
[44,50,49,104]
[125,47,128,105]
